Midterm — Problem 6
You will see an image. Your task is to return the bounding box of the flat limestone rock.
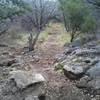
[9,70,45,89]
[25,95,39,100]
[63,64,84,79]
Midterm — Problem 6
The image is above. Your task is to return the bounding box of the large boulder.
[74,49,100,57]
[62,38,100,98]
[0,70,46,100]
[86,61,100,90]
[63,46,100,80]
[9,70,45,89]
[87,77,100,90]
[75,61,100,96]
[76,75,91,88]
[86,61,100,78]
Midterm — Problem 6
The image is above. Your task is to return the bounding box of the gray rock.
[84,61,100,90]
[0,70,46,100]
[25,95,39,100]
[63,47,100,80]
[87,61,100,78]
[63,64,84,79]
[0,79,24,100]
[55,54,66,62]
[63,58,98,80]
[87,77,100,90]
[64,47,78,55]
[76,76,91,88]
[9,70,45,89]
[74,48,100,57]
[0,59,17,67]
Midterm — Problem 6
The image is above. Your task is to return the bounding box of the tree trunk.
[28,30,41,51]
[70,32,75,42]
[28,32,34,51]
[32,30,41,50]
[63,13,68,32]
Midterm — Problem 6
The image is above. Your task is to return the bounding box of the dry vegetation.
[2,22,70,49]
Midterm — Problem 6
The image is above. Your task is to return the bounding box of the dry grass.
[56,33,70,45]
[39,22,71,45]
[15,33,29,46]
[2,22,70,48]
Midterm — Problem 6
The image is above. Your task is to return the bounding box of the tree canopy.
[59,0,96,42]
[0,0,30,20]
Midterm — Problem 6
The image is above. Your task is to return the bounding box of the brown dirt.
[31,33,65,82]
[0,32,88,100]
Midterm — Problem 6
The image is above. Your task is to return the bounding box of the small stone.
[25,95,39,100]
[76,76,90,88]
[91,95,94,98]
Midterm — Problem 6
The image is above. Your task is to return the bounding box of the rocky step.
[0,70,46,100]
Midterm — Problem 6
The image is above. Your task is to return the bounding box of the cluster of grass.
[39,22,71,45]
[56,33,71,45]
[7,24,30,46]
[8,22,71,47]
[39,26,51,42]
[54,23,71,45]
[54,62,64,71]
[15,33,29,46]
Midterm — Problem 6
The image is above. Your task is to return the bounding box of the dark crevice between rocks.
[0,59,17,67]
[38,94,46,100]
[0,44,8,47]
[84,60,91,64]
[63,69,85,80]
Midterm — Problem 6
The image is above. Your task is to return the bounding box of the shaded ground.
[33,33,64,80]
[26,33,89,100]
[0,31,90,100]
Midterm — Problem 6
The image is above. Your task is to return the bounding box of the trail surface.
[0,32,89,100]
[32,33,65,82]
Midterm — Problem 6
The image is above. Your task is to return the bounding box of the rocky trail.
[32,34,64,81]
[0,32,100,100]
[0,33,70,100]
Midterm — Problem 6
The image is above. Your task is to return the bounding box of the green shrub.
[82,17,96,33]
[54,62,64,71]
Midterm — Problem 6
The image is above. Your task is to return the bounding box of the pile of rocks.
[55,39,100,98]
[0,70,45,100]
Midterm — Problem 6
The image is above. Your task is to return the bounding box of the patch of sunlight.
[48,22,71,45]
[39,25,52,42]
[56,33,71,45]
[16,33,29,46]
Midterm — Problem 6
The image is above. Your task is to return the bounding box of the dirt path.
[32,34,64,81]
[0,32,87,100]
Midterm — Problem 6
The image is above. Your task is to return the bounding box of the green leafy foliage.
[0,0,30,20]
[59,0,96,42]
[82,17,96,33]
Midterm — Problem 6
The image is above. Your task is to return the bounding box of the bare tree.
[27,0,57,51]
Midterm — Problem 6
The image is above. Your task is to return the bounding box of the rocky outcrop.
[9,70,45,89]
[55,38,100,98]
[62,41,100,80]
[0,70,46,100]
[0,58,17,67]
